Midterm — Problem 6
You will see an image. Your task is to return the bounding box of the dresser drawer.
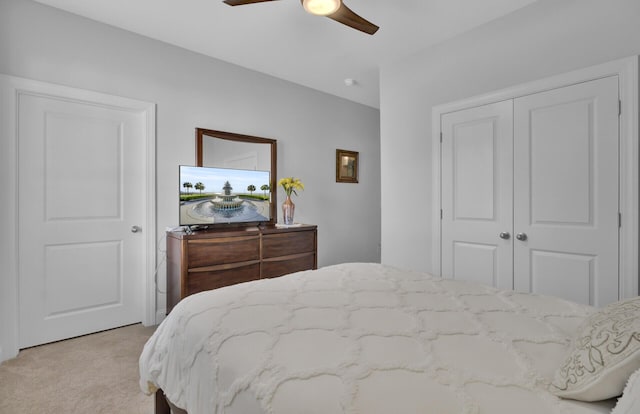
[187,262,260,294]
[262,231,315,259]
[262,253,315,278]
[187,235,260,268]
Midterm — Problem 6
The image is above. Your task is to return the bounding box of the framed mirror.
[196,128,277,226]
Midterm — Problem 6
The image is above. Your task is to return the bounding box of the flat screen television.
[179,165,271,228]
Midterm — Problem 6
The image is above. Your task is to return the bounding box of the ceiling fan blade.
[327,2,379,35]
[223,0,279,6]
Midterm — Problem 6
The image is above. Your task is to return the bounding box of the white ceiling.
[33,0,540,108]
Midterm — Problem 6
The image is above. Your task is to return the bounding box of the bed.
[139,263,640,414]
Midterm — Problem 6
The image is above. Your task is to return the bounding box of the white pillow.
[611,367,640,414]
[550,296,640,401]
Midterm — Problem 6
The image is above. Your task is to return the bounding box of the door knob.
[499,232,510,240]
[515,232,527,241]
[131,225,141,233]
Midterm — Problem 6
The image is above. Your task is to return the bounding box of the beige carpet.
[0,323,156,414]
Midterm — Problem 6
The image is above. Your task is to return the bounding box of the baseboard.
[0,345,15,364]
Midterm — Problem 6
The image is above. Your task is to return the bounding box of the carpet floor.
[0,323,157,414]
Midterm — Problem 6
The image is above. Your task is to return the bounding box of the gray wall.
[0,0,381,314]
[379,0,640,272]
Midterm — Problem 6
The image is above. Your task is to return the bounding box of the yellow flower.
[278,177,304,196]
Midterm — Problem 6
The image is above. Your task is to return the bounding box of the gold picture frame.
[336,149,359,183]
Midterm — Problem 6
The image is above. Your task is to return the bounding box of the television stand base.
[185,225,210,234]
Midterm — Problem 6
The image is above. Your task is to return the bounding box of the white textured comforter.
[140,263,618,414]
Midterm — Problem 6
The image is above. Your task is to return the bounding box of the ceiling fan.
[222,0,379,35]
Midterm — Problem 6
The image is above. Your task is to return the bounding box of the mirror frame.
[195,128,277,226]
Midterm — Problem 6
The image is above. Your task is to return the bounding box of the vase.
[282,195,295,225]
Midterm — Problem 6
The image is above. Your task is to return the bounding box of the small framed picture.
[336,149,359,183]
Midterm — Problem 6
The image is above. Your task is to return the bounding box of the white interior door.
[513,76,620,306]
[18,91,147,348]
[441,101,514,290]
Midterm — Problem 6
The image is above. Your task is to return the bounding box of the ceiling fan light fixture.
[302,0,341,16]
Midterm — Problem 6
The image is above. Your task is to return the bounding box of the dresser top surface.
[167,224,317,240]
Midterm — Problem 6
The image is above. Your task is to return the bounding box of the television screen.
[179,165,271,227]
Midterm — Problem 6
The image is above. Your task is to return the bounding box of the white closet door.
[441,101,514,290]
[18,92,147,348]
[513,76,619,306]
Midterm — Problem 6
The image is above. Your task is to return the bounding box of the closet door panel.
[441,101,513,289]
[513,76,619,306]
[529,250,594,305]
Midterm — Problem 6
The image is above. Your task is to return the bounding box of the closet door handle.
[499,232,510,240]
[516,232,527,241]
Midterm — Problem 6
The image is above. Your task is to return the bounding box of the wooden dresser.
[166,224,317,313]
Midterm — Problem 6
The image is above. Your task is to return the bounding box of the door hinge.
[440,209,443,219]
[619,100,622,116]
[440,132,443,143]
[619,212,622,228]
